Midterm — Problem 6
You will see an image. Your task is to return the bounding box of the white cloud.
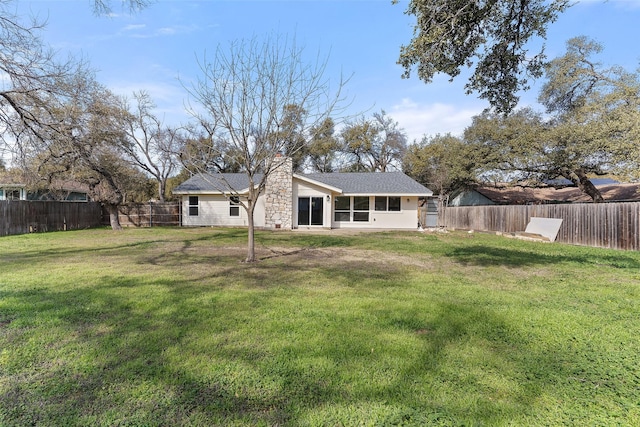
[123,24,146,31]
[122,24,199,39]
[389,99,484,143]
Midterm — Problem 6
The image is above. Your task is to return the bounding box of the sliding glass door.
[298,197,324,226]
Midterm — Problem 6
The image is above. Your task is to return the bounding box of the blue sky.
[16,0,640,143]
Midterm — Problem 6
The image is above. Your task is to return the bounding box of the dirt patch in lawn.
[253,245,437,273]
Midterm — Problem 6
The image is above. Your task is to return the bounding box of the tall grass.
[1,227,638,426]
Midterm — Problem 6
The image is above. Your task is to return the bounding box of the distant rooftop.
[474,183,640,204]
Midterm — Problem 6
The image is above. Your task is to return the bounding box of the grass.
[0,227,639,426]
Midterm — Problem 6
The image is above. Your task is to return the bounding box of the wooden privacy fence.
[440,202,640,250]
[0,201,102,237]
[103,203,181,227]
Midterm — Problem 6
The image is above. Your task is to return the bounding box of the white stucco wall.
[292,180,332,228]
[179,179,423,230]
[181,194,266,227]
[330,196,420,230]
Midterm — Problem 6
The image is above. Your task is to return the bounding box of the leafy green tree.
[179,133,243,175]
[463,107,547,181]
[268,104,308,172]
[340,110,407,172]
[33,82,141,229]
[464,37,640,202]
[395,0,570,113]
[403,133,482,196]
[340,117,380,172]
[307,117,339,172]
[538,37,640,200]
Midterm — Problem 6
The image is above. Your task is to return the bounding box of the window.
[334,196,350,222]
[5,189,21,200]
[353,196,369,222]
[374,196,401,212]
[334,196,374,222]
[188,196,199,216]
[230,196,240,217]
[388,196,401,211]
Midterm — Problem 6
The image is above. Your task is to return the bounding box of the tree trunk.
[105,204,123,230]
[245,196,257,262]
[158,180,166,203]
[568,168,604,203]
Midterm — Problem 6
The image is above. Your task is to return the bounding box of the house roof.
[173,173,264,194]
[302,172,432,196]
[472,183,640,204]
[173,171,433,196]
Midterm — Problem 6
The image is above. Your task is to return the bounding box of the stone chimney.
[264,154,293,229]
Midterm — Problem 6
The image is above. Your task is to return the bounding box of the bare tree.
[187,34,347,262]
[0,0,92,159]
[119,91,182,202]
[92,0,154,15]
[1,0,156,161]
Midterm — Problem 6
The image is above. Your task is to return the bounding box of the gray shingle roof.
[303,172,432,195]
[173,173,263,193]
[173,171,432,196]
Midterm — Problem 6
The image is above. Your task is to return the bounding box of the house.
[0,173,89,202]
[449,182,640,206]
[0,183,27,201]
[173,157,432,230]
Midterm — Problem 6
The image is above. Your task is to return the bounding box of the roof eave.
[173,188,254,196]
[341,192,433,197]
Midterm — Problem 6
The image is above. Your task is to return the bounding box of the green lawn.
[1,227,639,426]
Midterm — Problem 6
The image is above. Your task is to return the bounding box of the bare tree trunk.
[245,199,256,262]
[105,204,123,230]
[157,180,166,203]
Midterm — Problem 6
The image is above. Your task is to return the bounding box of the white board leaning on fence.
[525,217,563,242]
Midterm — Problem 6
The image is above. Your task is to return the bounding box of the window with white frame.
[334,196,350,222]
[188,196,199,216]
[229,196,240,217]
[374,196,401,212]
[353,196,370,222]
[6,189,21,200]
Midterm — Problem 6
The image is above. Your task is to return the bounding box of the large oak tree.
[464,37,640,202]
[395,0,571,113]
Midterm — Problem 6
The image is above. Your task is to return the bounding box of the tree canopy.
[403,133,481,196]
[396,0,571,113]
[340,111,407,172]
[462,37,640,201]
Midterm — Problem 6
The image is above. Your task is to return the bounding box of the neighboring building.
[449,183,640,206]
[0,184,27,201]
[0,175,89,202]
[173,157,433,230]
